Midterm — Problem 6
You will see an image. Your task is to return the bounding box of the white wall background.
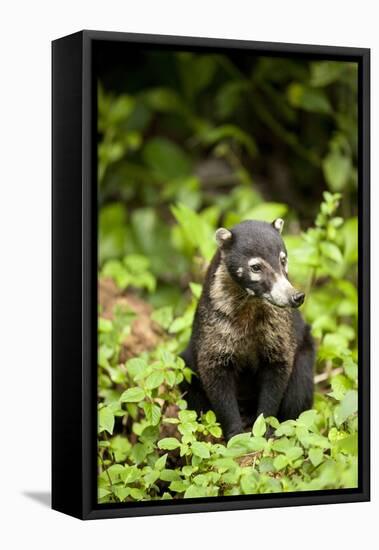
[0,1,376,548]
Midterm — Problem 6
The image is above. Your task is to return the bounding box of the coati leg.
[278,343,314,421]
[255,363,292,419]
[198,361,244,441]
[180,374,211,414]
[181,349,244,440]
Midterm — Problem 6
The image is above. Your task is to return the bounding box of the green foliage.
[96,53,358,502]
[97,191,358,503]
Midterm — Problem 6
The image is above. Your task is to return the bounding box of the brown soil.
[99,277,163,361]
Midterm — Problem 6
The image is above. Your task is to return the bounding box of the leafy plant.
[97,193,358,502]
[96,53,358,502]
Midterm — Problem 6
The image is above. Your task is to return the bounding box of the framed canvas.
[52,30,370,520]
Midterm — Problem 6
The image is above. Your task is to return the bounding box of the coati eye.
[281,256,287,266]
[250,264,261,273]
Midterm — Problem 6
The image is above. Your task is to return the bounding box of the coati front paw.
[264,425,275,439]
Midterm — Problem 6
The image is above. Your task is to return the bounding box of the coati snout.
[215,218,305,309]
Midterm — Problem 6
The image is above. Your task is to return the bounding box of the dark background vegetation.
[96,44,359,503]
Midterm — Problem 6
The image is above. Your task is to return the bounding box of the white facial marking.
[264,274,294,307]
[248,257,261,266]
[273,218,284,233]
[248,257,263,281]
[246,288,255,296]
[280,251,288,273]
[249,272,262,282]
[236,267,243,277]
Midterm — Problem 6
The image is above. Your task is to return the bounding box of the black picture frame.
[52,30,370,520]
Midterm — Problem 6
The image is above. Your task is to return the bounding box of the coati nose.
[291,292,305,308]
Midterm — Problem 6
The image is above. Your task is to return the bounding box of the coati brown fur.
[181,219,315,441]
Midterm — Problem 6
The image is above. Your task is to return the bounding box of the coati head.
[215,219,305,308]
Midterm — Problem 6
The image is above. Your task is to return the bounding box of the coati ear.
[215,227,233,248]
[272,218,284,234]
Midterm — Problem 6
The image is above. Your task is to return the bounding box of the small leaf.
[120,387,145,403]
[179,410,197,423]
[154,453,168,470]
[322,151,351,192]
[98,406,115,435]
[273,454,289,471]
[98,317,113,333]
[252,413,266,437]
[320,242,344,264]
[145,370,165,390]
[334,390,358,426]
[309,448,323,467]
[169,480,188,493]
[189,282,202,299]
[191,441,210,459]
[158,437,181,450]
[143,402,161,425]
[184,485,208,498]
[298,409,318,428]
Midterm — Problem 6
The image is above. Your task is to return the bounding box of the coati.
[181,218,315,441]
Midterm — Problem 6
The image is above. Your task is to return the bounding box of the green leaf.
[309,448,324,467]
[125,357,149,380]
[275,420,296,437]
[198,124,257,156]
[165,370,176,387]
[285,446,304,462]
[160,469,182,482]
[334,390,358,426]
[273,454,289,471]
[110,435,131,462]
[151,306,174,330]
[184,485,208,498]
[328,374,352,401]
[298,409,318,428]
[320,242,344,264]
[130,443,149,465]
[143,402,161,425]
[272,437,292,453]
[209,426,222,438]
[334,433,358,456]
[145,370,165,390]
[154,453,168,470]
[98,317,113,333]
[120,466,141,484]
[120,387,145,403]
[171,203,216,261]
[143,138,192,180]
[98,487,111,499]
[189,282,202,299]
[252,413,266,437]
[310,61,346,87]
[227,433,252,450]
[98,406,115,435]
[191,441,210,459]
[244,203,288,223]
[158,437,181,450]
[169,480,188,493]
[129,488,145,500]
[322,151,351,191]
[143,87,185,113]
[204,410,216,424]
[288,83,332,114]
[179,410,197,423]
